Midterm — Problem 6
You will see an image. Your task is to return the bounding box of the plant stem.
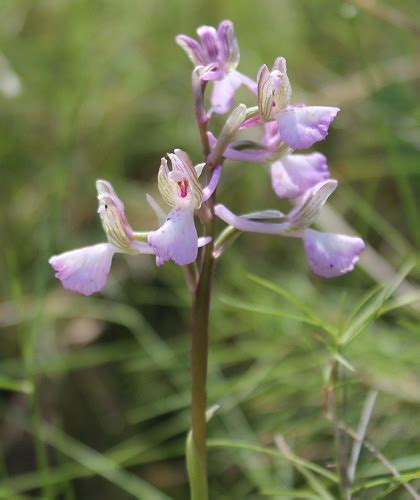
[188,73,246,499]
[189,212,214,500]
[187,71,215,500]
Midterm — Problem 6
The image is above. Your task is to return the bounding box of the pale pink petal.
[175,35,206,66]
[207,129,271,163]
[242,209,285,219]
[130,241,156,254]
[217,20,239,71]
[271,152,330,199]
[240,114,264,130]
[257,57,291,121]
[197,25,221,63]
[96,180,139,252]
[287,179,337,229]
[202,165,222,202]
[223,145,271,162]
[262,121,282,150]
[215,204,289,235]
[147,208,198,266]
[277,106,340,150]
[303,229,365,278]
[198,236,212,247]
[49,243,116,296]
[200,64,225,81]
[211,71,257,115]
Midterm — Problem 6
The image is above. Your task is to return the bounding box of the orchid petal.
[217,20,239,71]
[258,57,291,121]
[271,152,330,199]
[211,70,256,115]
[215,204,289,235]
[130,241,156,254]
[224,144,271,162]
[287,179,338,230]
[242,209,285,219]
[148,208,198,266]
[202,165,222,202]
[198,236,212,247]
[303,229,365,278]
[208,130,270,163]
[175,35,206,66]
[197,25,221,63]
[277,106,340,150]
[199,63,225,82]
[158,151,202,210]
[49,243,116,296]
[195,162,206,177]
[96,180,138,253]
[240,114,264,130]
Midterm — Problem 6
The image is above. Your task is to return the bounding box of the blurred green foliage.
[0,0,420,498]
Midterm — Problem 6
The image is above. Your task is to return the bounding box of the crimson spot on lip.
[178,179,189,198]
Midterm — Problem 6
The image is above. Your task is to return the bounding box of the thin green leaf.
[340,261,415,346]
[207,438,338,484]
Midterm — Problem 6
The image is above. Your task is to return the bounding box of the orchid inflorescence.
[49,19,365,296]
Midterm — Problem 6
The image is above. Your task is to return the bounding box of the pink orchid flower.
[148,149,215,266]
[242,57,340,150]
[215,179,365,278]
[50,151,216,295]
[49,180,154,296]
[176,20,256,114]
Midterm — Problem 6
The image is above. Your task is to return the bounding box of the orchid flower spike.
[176,20,256,114]
[49,180,155,296]
[215,180,365,278]
[147,149,212,267]
[256,57,340,150]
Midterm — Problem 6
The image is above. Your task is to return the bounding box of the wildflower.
[148,149,206,266]
[49,180,154,296]
[214,180,365,278]
[50,163,212,295]
[176,20,256,114]
[257,57,340,150]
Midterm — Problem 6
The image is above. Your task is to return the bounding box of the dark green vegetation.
[1,0,419,498]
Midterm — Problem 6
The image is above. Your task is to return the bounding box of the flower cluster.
[49,152,212,295]
[50,20,364,295]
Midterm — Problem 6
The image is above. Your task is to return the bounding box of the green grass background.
[0,0,419,498]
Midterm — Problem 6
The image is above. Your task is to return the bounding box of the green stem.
[187,75,247,499]
[187,70,215,500]
[189,214,214,500]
